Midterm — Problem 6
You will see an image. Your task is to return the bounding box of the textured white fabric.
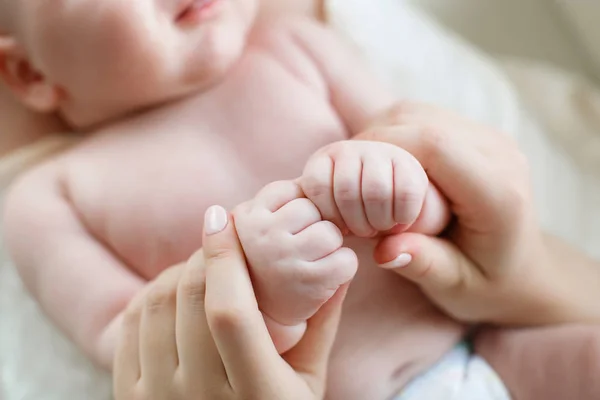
[327,0,521,133]
[396,344,511,400]
[501,59,600,258]
[0,136,112,400]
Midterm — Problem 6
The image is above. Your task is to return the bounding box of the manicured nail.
[379,253,412,269]
[204,205,228,235]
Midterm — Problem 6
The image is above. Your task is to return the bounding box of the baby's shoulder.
[249,16,333,90]
[252,15,333,55]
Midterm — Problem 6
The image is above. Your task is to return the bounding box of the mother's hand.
[360,102,563,325]
[113,205,347,400]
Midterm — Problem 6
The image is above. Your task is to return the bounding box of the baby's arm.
[280,17,396,135]
[280,19,449,236]
[4,162,144,369]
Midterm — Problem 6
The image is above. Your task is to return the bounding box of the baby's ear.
[0,36,62,113]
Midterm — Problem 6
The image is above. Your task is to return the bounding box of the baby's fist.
[233,180,357,352]
[300,140,442,238]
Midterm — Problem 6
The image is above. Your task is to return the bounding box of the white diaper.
[395,343,511,400]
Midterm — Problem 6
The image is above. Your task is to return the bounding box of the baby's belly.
[328,238,466,400]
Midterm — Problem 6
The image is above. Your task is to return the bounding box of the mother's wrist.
[531,234,600,325]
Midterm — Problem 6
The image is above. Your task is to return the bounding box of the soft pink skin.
[3,0,598,397]
[235,141,449,353]
[4,15,463,400]
[234,180,358,353]
[3,0,597,396]
[0,0,258,128]
[301,140,450,238]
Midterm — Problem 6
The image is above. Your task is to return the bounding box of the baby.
[0,0,500,398]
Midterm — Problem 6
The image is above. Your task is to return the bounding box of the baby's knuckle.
[335,181,357,202]
[359,126,392,142]
[339,251,359,274]
[326,141,361,162]
[324,140,353,156]
[362,179,391,203]
[301,174,331,200]
[322,249,358,280]
[297,265,328,285]
[313,240,343,261]
[398,186,424,204]
[262,240,290,262]
[322,224,344,248]
[232,201,252,217]
[270,180,301,197]
[395,185,425,213]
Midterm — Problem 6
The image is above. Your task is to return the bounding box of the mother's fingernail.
[379,253,412,269]
[204,205,228,235]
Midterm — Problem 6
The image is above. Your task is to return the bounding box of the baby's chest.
[66,65,347,277]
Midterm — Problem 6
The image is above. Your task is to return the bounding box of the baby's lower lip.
[177,0,223,26]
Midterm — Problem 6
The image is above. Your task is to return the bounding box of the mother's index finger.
[202,205,286,389]
[176,250,225,382]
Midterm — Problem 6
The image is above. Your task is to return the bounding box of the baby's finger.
[334,154,375,237]
[139,268,181,391]
[308,247,358,289]
[407,184,451,236]
[362,154,395,231]
[392,154,428,226]
[292,220,343,261]
[274,198,321,234]
[253,180,304,212]
[301,154,347,232]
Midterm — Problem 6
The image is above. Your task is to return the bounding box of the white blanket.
[2,0,599,399]
[328,0,600,257]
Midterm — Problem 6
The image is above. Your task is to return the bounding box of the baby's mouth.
[176,0,222,25]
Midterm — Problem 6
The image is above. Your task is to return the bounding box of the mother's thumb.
[203,205,240,261]
[374,232,468,291]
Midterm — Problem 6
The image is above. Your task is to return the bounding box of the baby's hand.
[299,140,449,238]
[233,181,357,353]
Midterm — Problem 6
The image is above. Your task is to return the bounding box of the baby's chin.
[182,24,248,88]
